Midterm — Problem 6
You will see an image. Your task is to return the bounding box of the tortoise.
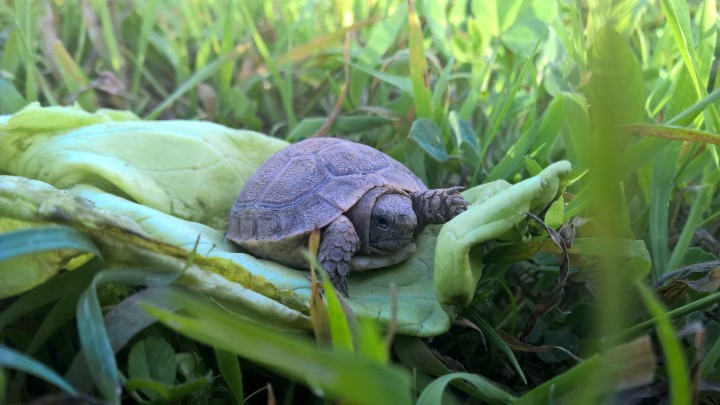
[227,137,467,296]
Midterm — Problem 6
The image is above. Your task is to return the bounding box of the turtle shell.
[227,138,427,264]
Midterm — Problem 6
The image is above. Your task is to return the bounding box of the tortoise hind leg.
[411,186,467,228]
[318,215,360,296]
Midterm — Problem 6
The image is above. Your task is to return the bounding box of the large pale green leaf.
[435,161,572,315]
[0,102,286,229]
[0,226,99,298]
[0,175,311,329]
[0,104,573,336]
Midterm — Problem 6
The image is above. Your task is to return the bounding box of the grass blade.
[464,309,527,384]
[76,269,182,404]
[474,25,548,181]
[142,287,412,405]
[65,286,178,391]
[0,226,100,261]
[0,79,27,114]
[130,0,159,94]
[90,0,123,72]
[666,171,717,271]
[416,372,515,405]
[321,276,354,353]
[238,2,296,130]
[0,259,100,330]
[51,40,98,109]
[649,143,680,277]
[0,345,77,395]
[13,0,37,101]
[407,0,432,119]
[214,348,244,404]
[77,276,121,404]
[145,50,241,119]
[635,282,690,404]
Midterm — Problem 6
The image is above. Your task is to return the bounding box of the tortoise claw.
[335,278,349,298]
[411,187,468,225]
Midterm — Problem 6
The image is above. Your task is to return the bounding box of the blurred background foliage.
[1,0,720,403]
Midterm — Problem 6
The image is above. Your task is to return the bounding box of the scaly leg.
[411,186,467,227]
[318,215,360,296]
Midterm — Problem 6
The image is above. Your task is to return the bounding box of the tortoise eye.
[376,216,390,228]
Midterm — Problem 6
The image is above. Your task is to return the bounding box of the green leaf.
[523,157,542,177]
[0,104,286,230]
[142,287,412,405]
[409,119,448,162]
[124,373,211,402]
[0,345,78,394]
[355,318,389,364]
[502,17,547,57]
[0,79,27,114]
[448,111,479,156]
[128,337,177,400]
[0,172,450,336]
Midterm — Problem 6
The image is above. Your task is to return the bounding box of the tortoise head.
[368,193,417,252]
[346,187,417,255]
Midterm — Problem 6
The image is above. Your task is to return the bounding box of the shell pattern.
[228,137,427,243]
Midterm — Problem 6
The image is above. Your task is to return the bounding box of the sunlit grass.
[1,0,719,403]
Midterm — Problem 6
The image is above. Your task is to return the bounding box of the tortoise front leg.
[318,215,360,296]
[411,186,467,228]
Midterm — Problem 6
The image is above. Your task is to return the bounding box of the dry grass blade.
[307,229,331,343]
[623,124,720,145]
[496,330,582,362]
[520,212,569,339]
[655,260,720,301]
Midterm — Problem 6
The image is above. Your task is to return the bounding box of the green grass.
[1,0,720,403]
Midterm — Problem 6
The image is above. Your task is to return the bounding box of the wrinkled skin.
[321,187,466,296]
[368,193,417,253]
